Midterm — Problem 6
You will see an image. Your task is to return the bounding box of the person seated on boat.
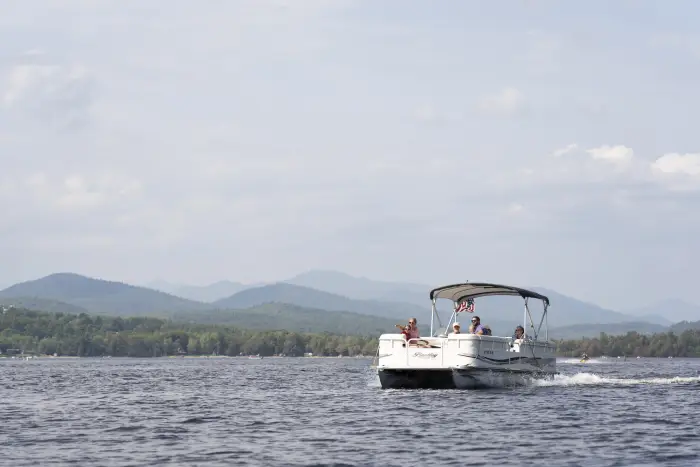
[396,318,420,342]
[513,325,525,340]
[450,322,461,334]
[469,316,485,335]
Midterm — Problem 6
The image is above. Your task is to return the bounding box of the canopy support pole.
[430,299,437,336]
[524,298,538,340]
[535,302,548,340]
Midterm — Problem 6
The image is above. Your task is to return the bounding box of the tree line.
[2,307,700,358]
[0,308,377,357]
[556,329,700,358]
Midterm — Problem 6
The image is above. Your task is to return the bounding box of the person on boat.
[513,325,525,339]
[396,318,420,342]
[451,322,461,334]
[469,316,485,335]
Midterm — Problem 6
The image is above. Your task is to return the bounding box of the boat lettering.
[483,350,494,355]
[412,352,438,359]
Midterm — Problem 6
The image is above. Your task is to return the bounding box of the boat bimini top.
[428,282,551,341]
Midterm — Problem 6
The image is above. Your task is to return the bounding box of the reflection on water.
[1,357,699,466]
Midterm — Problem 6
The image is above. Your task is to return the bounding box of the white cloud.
[478,87,526,116]
[585,145,634,164]
[651,153,700,176]
[649,153,700,191]
[2,57,94,128]
[17,172,143,212]
[552,143,579,157]
[540,144,635,184]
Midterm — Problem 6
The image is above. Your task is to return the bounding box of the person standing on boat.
[451,322,461,334]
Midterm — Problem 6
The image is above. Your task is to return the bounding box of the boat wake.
[560,358,604,364]
[366,370,700,390]
[533,372,700,387]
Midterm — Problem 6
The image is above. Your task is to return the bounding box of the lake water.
[1,356,699,466]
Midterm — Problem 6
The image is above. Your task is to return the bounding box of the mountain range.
[0,273,210,315]
[147,279,260,303]
[1,270,697,337]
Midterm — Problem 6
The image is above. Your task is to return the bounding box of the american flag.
[455,298,475,313]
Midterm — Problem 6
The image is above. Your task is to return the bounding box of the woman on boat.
[513,325,525,339]
[396,318,420,341]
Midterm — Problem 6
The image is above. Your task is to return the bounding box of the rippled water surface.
[1,356,699,466]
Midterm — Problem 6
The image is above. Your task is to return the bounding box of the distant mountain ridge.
[171,303,400,336]
[0,273,210,315]
[285,270,428,306]
[207,275,666,329]
[279,270,671,328]
[147,280,259,302]
[1,270,694,335]
[212,282,422,322]
[622,299,700,324]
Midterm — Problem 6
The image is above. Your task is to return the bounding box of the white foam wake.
[560,358,606,364]
[534,372,700,387]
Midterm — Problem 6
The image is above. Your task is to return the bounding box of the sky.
[2,0,700,310]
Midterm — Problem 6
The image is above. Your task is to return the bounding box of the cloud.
[586,145,634,165]
[1,51,94,129]
[548,143,634,171]
[55,174,143,210]
[551,143,579,157]
[477,87,526,116]
[649,153,700,191]
[651,153,700,176]
[516,143,700,204]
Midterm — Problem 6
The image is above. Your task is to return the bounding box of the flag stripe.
[455,298,475,313]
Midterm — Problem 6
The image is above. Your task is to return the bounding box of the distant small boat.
[248,355,263,360]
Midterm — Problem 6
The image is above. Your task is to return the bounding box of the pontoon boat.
[375,282,557,389]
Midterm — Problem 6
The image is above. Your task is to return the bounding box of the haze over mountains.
[622,299,700,324]
[0,270,697,338]
[147,280,257,303]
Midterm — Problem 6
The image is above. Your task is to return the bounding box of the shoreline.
[0,355,373,359]
[1,355,696,360]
